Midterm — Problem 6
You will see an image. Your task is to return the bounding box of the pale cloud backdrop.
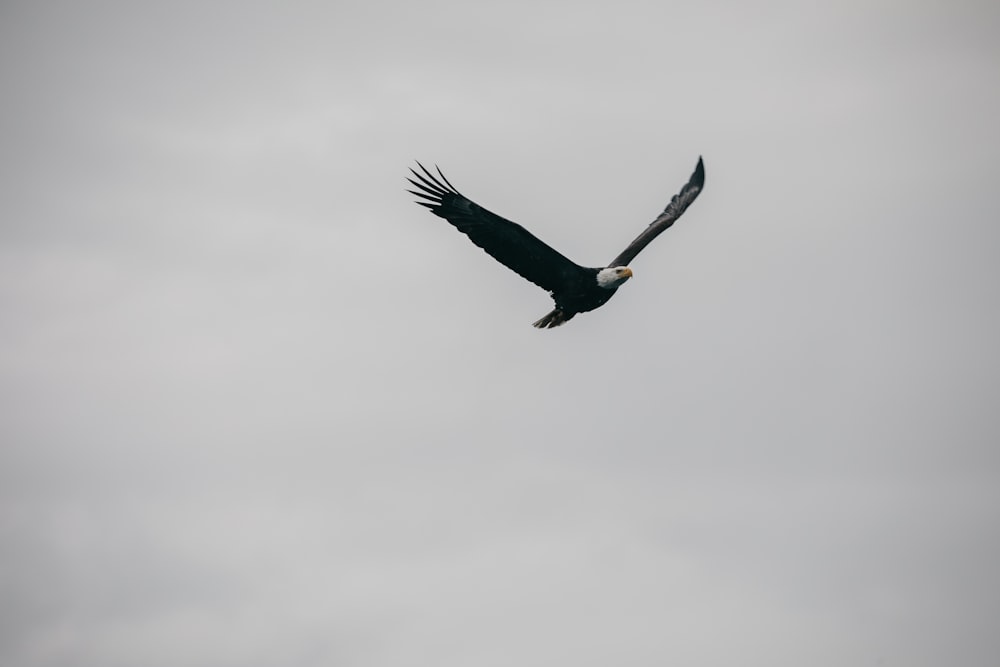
[1,1,999,666]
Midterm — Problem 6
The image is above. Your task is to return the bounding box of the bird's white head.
[596,266,633,289]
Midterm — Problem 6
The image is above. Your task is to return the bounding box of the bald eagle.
[408,157,705,328]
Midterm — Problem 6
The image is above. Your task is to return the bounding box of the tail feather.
[532,309,574,329]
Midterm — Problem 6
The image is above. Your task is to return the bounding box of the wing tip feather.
[692,156,705,188]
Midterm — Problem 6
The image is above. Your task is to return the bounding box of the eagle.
[408,156,705,328]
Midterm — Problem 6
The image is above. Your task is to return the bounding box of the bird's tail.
[532,309,573,329]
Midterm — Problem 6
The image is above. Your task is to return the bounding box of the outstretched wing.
[607,157,705,268]
[408,162,586,293]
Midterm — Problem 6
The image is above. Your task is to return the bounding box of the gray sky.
[2,1,999,665]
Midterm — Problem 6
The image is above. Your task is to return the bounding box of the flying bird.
[408,157,705,328]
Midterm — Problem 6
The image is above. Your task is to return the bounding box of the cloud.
[2,1,999,666]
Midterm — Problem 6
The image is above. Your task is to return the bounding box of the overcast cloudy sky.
[2,1,999,666]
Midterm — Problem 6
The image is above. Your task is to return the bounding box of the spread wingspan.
[607,157,705,268]
[408,162,586,293]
